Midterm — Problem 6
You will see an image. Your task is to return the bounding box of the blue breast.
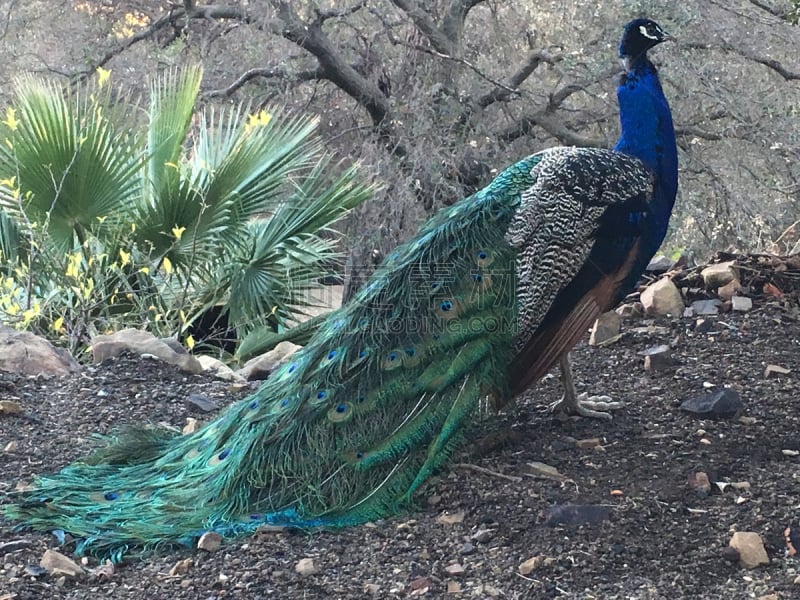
[613,60,679,259]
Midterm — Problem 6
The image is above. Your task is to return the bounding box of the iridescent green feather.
[4,154,542,559]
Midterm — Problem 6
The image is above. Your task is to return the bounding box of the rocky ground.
[1,258,799,600]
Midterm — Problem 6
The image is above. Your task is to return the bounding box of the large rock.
[640,278,684,317]
[237,341,301,381]
[90,329,203,374]
[196,355,246,383]
[0,326,80,376]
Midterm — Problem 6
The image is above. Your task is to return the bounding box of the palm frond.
[0,75,143,251]
[145,66,203,205]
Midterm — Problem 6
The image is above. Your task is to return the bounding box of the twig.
[453,463,522,482]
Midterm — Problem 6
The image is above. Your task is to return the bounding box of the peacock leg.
[550,353,623,420]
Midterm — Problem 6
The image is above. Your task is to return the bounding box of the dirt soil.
[1,299,799,599]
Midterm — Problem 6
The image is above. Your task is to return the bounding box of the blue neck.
[613,58,678,250]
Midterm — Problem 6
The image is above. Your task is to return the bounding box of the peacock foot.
[550,392,624,421]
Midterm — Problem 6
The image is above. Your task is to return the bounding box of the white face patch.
[639,24,660,40]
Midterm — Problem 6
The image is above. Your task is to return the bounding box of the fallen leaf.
[525,462,572,483]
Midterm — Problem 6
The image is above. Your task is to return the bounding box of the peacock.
[3,18,678,560]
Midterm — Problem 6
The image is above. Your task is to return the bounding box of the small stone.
[758,594,778,600]
[794,574,800,585]
[646,254,674,272]
[40,549,84,578]
[589,311,621,346]
[218,573,229,583]
[764,364,791,378]
[459,543,475,555]
[519,556,544,575]
[169,558,193,576]
[701,261,737,288]
[641,344,674,372]
[679,388,743,419]
[691,299,722,316]
[694,318,714,334]
[729,531,769,569]
[610,489,624,497]
[470,529,495,543]
[640,277,684,317]
[24,564,47,578]
[731,296,752,312]
[4,440,18,452]
[197,531,222,552]
[444,563,465,576]
[446,581,461,593]
[688,471,711,495]
[782,449,800,456]
[295,558,318,576]
[720,546,740,562]
[717,279,742,301]
[409,576,432,593]
[182,417,200,434]
[616,302,643,319]
[185,394,219,412]
[436,511,465,525]
[364,583,381,594]
[0,400,22,415]
[91,560,114,580]
[544,504,611,527]
[575,437,602,449]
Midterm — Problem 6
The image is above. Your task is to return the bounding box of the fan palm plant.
[0,65,374,355]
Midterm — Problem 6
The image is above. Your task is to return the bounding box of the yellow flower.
[118,248,131,267]
[179,309,187,324]
[138,266,149,275]
[162,256,173,275]
[65,252,82,279]
[3,107,18,131]
[82,278,94,300]
[171,226,186,241]
[245,110,272,132]
[0,176,15,189]
[52,316,65,333]
[96,67,111,88]
[185,334,195,350]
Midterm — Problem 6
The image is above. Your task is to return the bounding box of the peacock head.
[619,19,673,67]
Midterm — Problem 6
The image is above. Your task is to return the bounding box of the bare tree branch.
[204,66,324,98]
[390,0,455,55]
[683,40,800,81]
[313,1,367,25]
[269,1,401,152]
[497,111,605,147]
[441,0,488,45]
[477,49,561,108]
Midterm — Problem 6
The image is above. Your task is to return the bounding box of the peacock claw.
[550,392,624,421]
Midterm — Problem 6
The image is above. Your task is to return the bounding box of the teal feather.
[4,155,527,559]
[4,20,679,560]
